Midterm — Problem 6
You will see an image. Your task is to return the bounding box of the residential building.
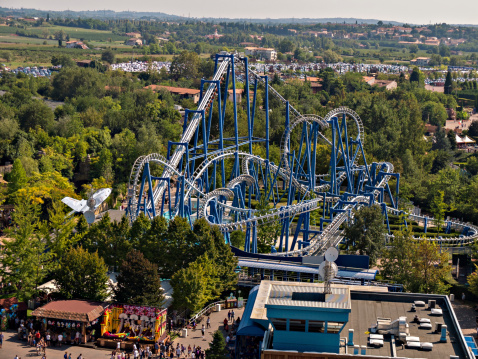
[374,80,397,91]
[65,41,88,49]
[205,28,223,40]
[410,57,431,66]
[244,47,277,61]
[126,38,143,46]
[424,37,440,46]
[227,89,254,103]
[144,85,201,103]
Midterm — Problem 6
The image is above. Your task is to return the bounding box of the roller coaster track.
[127,53,478,258]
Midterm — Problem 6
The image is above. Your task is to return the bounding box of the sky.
[3,0,478,25]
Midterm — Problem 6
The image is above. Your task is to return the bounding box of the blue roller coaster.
[126,52,478,260]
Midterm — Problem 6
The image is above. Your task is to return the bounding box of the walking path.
[452,299,477,336]
[0,307,245,359]
[0,330,110,359]
[173,307,245,351]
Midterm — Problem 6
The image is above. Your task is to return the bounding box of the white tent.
[456,134,466,145]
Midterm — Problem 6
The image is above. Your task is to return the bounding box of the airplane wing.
[61,197,87,213]
[92,189,112,207]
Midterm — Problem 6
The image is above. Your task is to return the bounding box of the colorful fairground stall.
[99,304,167,348]
[32,300,108,344]
[0,298,28,330]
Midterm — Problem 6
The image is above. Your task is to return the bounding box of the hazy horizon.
[3,0,478,25]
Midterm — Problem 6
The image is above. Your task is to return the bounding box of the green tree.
[170,254,217,313]
[0,197,51,301]
[170,50,200,81]
[381,228,450,294]
[430,190,452,234]
[43,201,78,261]
[7,158,27,195]
[408,44,419,54]
[422,101,448,126]
[444,71,453,95]
[322,49,342,63]
[161,216,197,278]
[18,100,55,132]
[113,249,165,307]
[409,67,424,87]
[101,50,116,65]
[205,330,228,359]
[412,240,450,294]
[230,230,245,249]
[469,120,478,136]
[344,205,386,265]
[256,198,281,253]
[467,265,478,297]
[380,227,417,291]
[51,54,76,68]
[55,246,109,301]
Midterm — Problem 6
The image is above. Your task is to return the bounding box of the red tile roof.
[0,297,28,311]
[145,85,200,95]
[32,300,108,322]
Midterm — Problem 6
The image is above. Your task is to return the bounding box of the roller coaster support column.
[252,221,258,254]
[136,162,156,218]
[279,152,296,252]
[284,101,290,190]
[244,57,253,155]
[201,80,225,187]
[328,117,338,195]
[380,202,391,234]
[153,177,172,217]
[262,75,270,162]
[178,175,186,218]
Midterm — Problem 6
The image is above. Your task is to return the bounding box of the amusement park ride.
[126,52,478,261]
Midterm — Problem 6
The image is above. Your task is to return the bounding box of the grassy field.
[0,24,128,42]
[0,34,58,45]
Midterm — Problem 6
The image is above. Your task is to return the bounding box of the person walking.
[176,344,181,358]
[206,317,210,329]
[201,324,205,340]
[227,310,231,322]
[231,310,235,322]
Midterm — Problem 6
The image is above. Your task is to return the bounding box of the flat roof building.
[237,280,471,359]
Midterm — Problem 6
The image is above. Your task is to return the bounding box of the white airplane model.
[62,188,112,224]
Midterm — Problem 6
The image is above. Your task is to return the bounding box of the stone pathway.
[452,300,477,336]
[172,307,245,351]
[0,330,110,359]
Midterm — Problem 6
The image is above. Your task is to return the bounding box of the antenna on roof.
[319,247,339,295]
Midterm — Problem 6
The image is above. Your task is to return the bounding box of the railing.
[187,298,248,327]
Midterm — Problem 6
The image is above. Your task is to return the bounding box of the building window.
[289,319,306,332]
[327,322,344,334]
[308,320,325,333]
[270,318,287,331]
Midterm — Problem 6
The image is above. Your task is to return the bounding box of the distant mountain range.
[2,7,476,26]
